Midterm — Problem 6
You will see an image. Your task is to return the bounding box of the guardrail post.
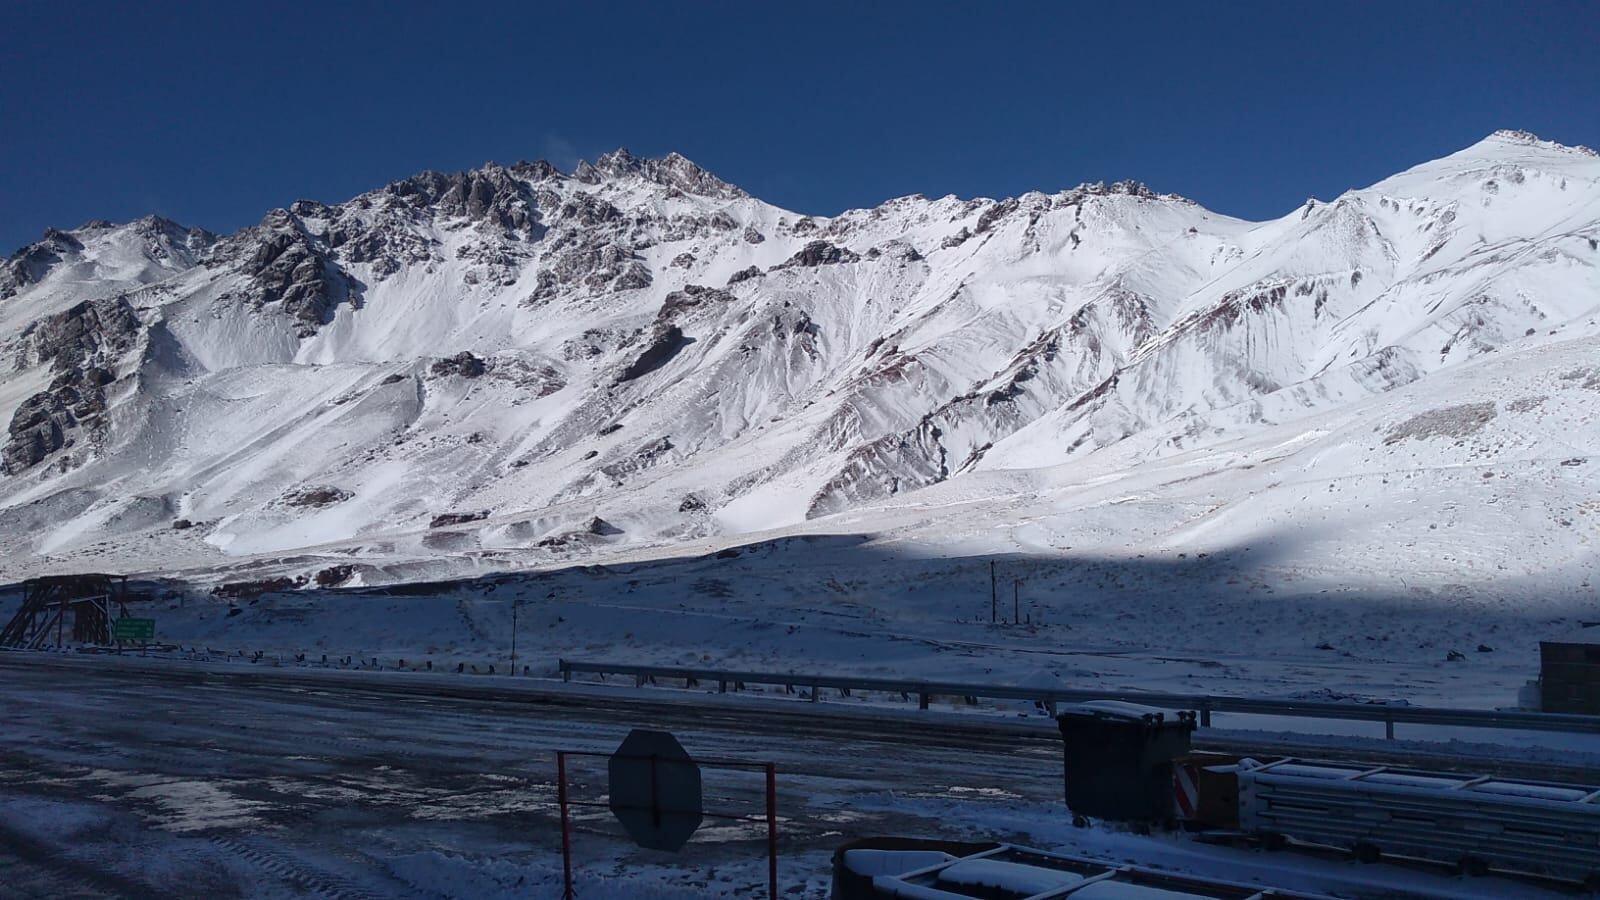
[919,691,930,710]
[811,683,819,703]
[1385,715,1395,740]
[719,679,727,693]
[1200,704,1212,728]
[560,660,571,682]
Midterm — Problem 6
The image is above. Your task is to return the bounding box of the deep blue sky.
[3,1,1598,253]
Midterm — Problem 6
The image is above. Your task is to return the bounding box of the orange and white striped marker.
[1173,762,1201,820]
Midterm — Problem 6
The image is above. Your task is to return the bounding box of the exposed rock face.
[575,148,747,200]
[1061,179,1165,203]
[314,564,356,587]
[975,198,1020,234]
[658,284,734,321]
[941,227,972,249]
[3,297,140,474]
[283,485,354,508]
[617,325,687,382]
[527,228,650,305]
[875,240,924,263]
[324,216,436,280]
[1,217,213,301]
[15,297,140,371]
[1,229,82,300]
[778,240,860,268]
[131,216,217,261]
[233,210,360,337]
[430,351,487,378]
[5,392,72,474]
[430,510,488,528]
[385,167,544,236]
[726,265,762,285]
[212,576,302,598]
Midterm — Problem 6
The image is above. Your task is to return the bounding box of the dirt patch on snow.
[1559,366,1600,390]
[1383,402,1497,445]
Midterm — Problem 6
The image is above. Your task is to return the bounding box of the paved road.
[0,654,1581,899]
[0,654,1071,899]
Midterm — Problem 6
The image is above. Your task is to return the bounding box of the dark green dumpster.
[1056,701,1197,825]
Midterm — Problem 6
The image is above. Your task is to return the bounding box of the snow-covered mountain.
[2,131,1597,592]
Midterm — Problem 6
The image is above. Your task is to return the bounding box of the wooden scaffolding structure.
[0,574,130,649]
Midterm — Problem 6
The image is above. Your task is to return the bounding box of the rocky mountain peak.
[574,148,747,199]
[1490,128,1547,145]
[2,215,213,302]
[509,159,562,181]
[1477,129,1597,158]
[132,215,217,253]
[1061,180,1177,203]
[382,166,541,235]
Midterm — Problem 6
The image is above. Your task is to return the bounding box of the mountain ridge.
[0,131,1596,593]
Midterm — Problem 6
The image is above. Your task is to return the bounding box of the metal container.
[1056,701,1197,824]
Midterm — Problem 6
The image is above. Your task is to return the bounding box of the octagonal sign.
[608,729,703,852]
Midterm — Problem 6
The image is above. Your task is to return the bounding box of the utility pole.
[990,561,997,623]
[510,598,519,677]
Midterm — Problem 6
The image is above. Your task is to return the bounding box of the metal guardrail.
[558,659,1600,739]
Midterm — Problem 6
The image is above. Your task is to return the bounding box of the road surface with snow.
[0,653,1586,899]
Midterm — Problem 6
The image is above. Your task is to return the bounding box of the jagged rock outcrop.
[778,240,860,268]
[658,284,734,321]
[229,210,360,337]
[430,510,488,528]
[727,265,762,285]
[283,486,353,508]
[617,325,687,382]
[1,217,214,301]
[430,351,487,378]
[575,148,747,200]
[4,297,140,474]
[1,229,82,300]
[385,167,544,236]
[15,296,140,370]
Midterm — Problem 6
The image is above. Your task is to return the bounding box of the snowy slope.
[0,131,1596,609]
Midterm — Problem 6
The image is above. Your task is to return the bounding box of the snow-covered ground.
[0,655,1582,899]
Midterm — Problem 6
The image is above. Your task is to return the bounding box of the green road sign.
[112,618,155,642]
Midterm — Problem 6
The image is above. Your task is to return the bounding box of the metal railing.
[558,658,1600,740]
